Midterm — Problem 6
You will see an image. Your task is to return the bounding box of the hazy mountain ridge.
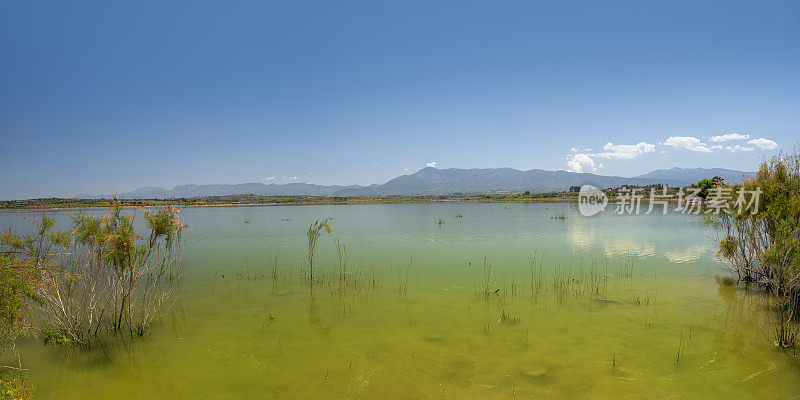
[85,167,754,199]
[633,167,754,184]
[81,183,362,199]
[333,167,688,196]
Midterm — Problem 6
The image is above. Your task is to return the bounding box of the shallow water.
[2,203,799,399]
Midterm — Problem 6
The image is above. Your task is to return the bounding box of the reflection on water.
[567,223,595,248]
[1,203,798,399]
[664,245,711,264]
[602,238,657,258]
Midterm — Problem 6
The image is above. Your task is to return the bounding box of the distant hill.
[80,166,754,199]
[634,167,754,185]
[78,166,758,199]
[83,182,362,199]
[333,167,687,196]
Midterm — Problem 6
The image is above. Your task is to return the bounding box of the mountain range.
[83,167,754,199]
[632,167,753,184]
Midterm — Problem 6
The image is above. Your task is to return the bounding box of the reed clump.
[307,218,333,281]
[550,212,566,220]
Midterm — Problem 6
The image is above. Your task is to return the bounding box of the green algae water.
[2,203,799,399]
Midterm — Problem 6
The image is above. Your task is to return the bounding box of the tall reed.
[306,218,333,281]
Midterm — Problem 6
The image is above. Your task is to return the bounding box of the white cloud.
[426,161,437,168]
[566,154,598,173]
[747,138,778,150]
[709,133,750,142]
[565,141,653,173]
[372,163,380,166]
[662,136,713,153]
[594,142,655,160]
[710,145,723,150]
[726,145,754,152]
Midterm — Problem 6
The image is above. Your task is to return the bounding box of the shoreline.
[0,193,694,211]
[0,196,581,211]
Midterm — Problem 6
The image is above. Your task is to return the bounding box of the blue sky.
[1,0,798,199]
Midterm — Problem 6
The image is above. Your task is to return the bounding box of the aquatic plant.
[271,250,280,286]
[41,327,70,346]
[306,218,333,281]
[4,203,187,346]
[399,255,412,294]
[334,238,348,282]
[676,331,685,363]
[332,238,350,316]
[0,214,55,353]
[497,308,518,325]
[617,256,635,278]
[771,284,799,348]
[529,250,543,300]
[482,255,494,299]
[550,212,566,220]
[708,148,800,346]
